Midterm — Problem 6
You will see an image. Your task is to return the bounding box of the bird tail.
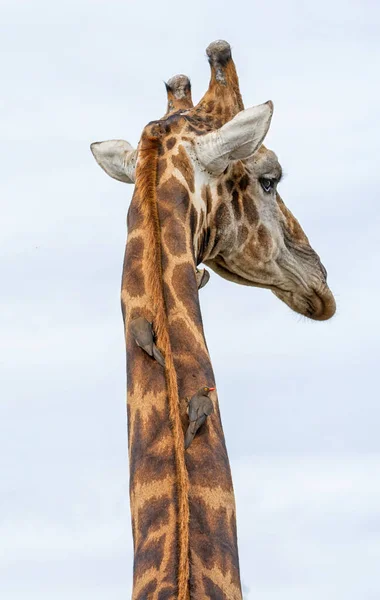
[153,344,165,367]
[184,426,195,450]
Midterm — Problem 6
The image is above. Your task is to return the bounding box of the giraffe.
[91,40,335,600]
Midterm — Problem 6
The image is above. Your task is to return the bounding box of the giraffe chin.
[272,286,336,321]
[205,260,336,320]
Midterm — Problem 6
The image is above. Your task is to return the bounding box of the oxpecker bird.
[185,386,215,449]
[196,268,210,290]
[130,317,165,367]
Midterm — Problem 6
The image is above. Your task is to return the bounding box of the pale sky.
[1,0,380,598]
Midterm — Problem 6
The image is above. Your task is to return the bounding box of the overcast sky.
[1,0,380,598]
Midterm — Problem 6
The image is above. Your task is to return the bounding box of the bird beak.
[208,387,215,392]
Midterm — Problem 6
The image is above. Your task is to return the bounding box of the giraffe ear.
[194,101,273,174]
[90,140,137,183]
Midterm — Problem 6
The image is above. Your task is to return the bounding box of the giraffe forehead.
[142,110,215,144]
[252,146,282,178]
[144,115,186,138]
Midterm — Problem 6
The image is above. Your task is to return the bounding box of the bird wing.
[189,396,213,422]
[188,399,202,423]
[203,397,214,416]
[189,414,206,434]
[130,318,154,356]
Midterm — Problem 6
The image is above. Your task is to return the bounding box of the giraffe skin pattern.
[91,40,336,600]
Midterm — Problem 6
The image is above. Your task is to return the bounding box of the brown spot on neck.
[172,145,195,194]
[166,137,177,150]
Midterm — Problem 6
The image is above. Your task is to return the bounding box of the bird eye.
[260,178,275,193]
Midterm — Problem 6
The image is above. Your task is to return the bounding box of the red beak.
[208,387,215,392]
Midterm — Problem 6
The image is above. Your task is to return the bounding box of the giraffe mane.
[135,128,190,600]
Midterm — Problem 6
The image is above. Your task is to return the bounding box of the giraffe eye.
[260,178,275,193]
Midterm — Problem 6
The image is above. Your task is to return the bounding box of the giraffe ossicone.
[91,39,336,600]
[164,74,193,115]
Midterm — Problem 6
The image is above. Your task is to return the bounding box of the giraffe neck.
[122,131,190,600]
[122,128,242,599]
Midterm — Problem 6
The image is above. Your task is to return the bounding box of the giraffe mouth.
[272,286,336,321]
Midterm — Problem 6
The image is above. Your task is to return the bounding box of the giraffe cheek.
[238,224,249,245]
[243,192,259,226]
[257,224,274,259]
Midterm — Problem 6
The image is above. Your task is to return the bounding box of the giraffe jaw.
[205,258,336,321]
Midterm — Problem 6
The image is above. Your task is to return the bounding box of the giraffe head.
[91,41,335,321]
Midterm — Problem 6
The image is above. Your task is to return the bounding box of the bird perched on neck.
[185,386,215,449]
[130,316,165,367]
[196,268,210,290]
